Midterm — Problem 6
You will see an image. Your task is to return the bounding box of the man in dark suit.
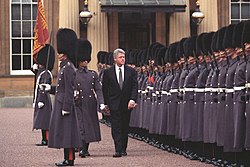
[102,48,138,157]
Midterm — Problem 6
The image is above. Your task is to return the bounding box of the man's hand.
[62,110,70,116]
[39,84,51,91]
[101,105,110,116]
[128,100,137,110]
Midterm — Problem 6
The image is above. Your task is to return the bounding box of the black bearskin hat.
[56,28,77,65]
[242,20,250,47]
[37,44,55,71]
[202,32,214,55]
[216,27,227,51]
[76,39,92,63]
[232,21,245,48]
[196,33,207,56]
[223,24,236,50]
[183,36,197,58]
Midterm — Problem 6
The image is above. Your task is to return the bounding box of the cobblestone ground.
[0,108,213,167]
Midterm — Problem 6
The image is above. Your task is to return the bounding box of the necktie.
[119,68,123,89]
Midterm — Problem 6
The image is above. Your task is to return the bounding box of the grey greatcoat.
[216,60,228,146]
[168,69,181,136]
[75,67,104,143]
[48,59,81,149]
[224,58,239,152]
[176,65,189,139]
[245,54,250,149]
[233,57,246,151]
[192,63,209,142]
[129,72,144,128]
[149,75,162,134]
[33,68,53,130]
[158,71,171,135]
[181,64,199,141]
[203,65,214,143]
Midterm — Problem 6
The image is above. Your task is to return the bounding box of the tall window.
[230,0,250,24]
[10,0,37,75]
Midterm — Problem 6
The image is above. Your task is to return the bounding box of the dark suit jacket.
[102,65,138,111]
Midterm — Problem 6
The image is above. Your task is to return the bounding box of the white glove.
[39,84,51,91]
[32,103,35,109]
[32,64,38,70]
[62,110,70,116]
[100,104,105,110]
[38,102,44,108]
[74,90,79,98]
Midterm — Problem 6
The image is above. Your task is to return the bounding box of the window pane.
[22,21,31,37]
[32,0,37,2]
[12,55,21,70]
[32,4,37,20]
[12,4,20,20]
[242,4,250,19]
[23,39,31,53]
[12,21,21,37]
[22,0,32,3]
[231,20,240,24]
[22,4,31,20]
[12,39,21,54]
[231,0,240,2]
[23,55,31,70]
[242,0,250,2]
[231,4,240,19]
[12,0,20,2]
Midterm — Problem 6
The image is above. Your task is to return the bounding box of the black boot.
[36,130,48,146]
[79,140,90,158]
[55,160,74,166]
[85,143,90,156]
[58,148,75,166]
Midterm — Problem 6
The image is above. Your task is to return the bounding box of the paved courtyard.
[0,108,213,167]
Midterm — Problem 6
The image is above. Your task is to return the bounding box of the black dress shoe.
[79,150,86,158]
[55,160,74,166]
[36,140,47,146]
[121,151,127,156]
[85,151,90,156]
[113,152,122,158]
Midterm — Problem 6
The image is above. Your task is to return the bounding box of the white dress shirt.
[115,64,124,83]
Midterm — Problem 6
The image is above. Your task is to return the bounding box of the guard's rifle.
[43,31,53,85]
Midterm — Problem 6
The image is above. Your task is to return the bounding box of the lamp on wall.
[79,0,93,25]
[191,0,205,25]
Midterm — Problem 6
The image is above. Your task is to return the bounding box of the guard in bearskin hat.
[33,44,55,146]
[74,39,105,158]
[45,28,80,166]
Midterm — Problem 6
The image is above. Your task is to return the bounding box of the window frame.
[10,0,38,75]
[230,0,250,24]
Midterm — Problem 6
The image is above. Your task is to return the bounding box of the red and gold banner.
[33,0,49,62]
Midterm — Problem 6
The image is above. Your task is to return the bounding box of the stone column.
[59,0,80,36]
[88,1,109,70]
[198,0,218,34]
[0,0,10,75]
[169,0,190,44]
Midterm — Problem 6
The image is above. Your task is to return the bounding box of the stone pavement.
[0,108,213,167]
